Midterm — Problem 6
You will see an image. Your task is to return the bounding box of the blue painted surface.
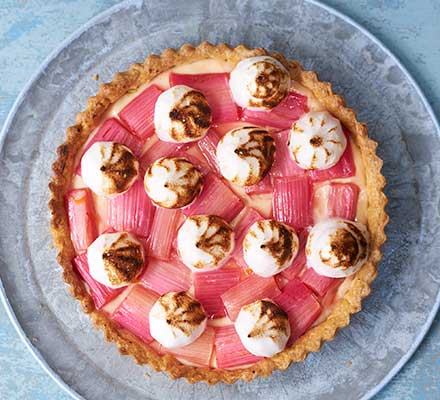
[0,0,439,398]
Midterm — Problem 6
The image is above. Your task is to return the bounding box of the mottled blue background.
[0,0,439,398]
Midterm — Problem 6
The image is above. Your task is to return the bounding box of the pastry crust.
[48,42,388,384]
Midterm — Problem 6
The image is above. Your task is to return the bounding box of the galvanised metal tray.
[1,1,439,399]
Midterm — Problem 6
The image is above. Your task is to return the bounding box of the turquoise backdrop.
[0,0,439,398]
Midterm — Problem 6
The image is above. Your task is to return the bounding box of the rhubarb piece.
[215,325,264,368]
[231,208,263,270]
[221,274,281,321]
[193,265,242,317]
[280,230,308,280]
[111,285,159,343]
[169,72,239,123]
[275,274,289,289]
[301,267,343,298]
[272,175,313,229]
[234,207,263,241]
[232,212,263,267]
[155,327,215,367]
[308,132,355,181]
[241,91,309,129]
[327,182,360,220]
[270,129,306,178]
[176,143,210,176]
[77,118,144,175]
[273,279,322,342]
[182,173,244,222]
[118,85,163,139]
[197,128,221,173]
[148,207,181,260]
[66,188,98,254]
[244,174,273,195]
[139,136,183,173]
[73,253,123,309]
[140,258,191,295]
[106,179,155,238]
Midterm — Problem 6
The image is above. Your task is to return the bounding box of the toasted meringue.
[144,157,202,208]
[243,219,299,277]
[230,56,291,110]
[288,111,347,170]
[306,218,369,278]
[235,300,290,357]
[177,215,234,271]
[216,127,275,186]
[87,232,145,288]
[149,291,207,349]
[81,142,139,197]
[154,85,212,143]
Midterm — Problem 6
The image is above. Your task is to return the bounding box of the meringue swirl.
[306,219,369,278]
[87,232,145,288]
[81,142,139,197]
[243,219,299,277]
[230,56,291,110]
[235,300,290,357]
[177,215,234,271]
[149,291,207,349]
[144,157,202,208]
[154,85,212,143]
[288,111,347,170]
[216,127,275,186]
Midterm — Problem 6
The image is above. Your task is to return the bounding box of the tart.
[49,42,387,384]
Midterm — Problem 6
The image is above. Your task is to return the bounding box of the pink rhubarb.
[308,131,355,181]
[73,253,123,309]
[140,258,191,295]
[281,230,308,280]
[118,85,163,139]
[111,285,159,344]
[158,326,215,367]
[193,265,242,317]
[66,188,98,254]
[148,207,181,260]
[106,179,155,238]
[327,182,360,220]
[169,72,239,123]
[182,173,244,222]
[241,91,309,129]
[76,118,143,175]
[300,267,343,298]
[273,279,322,342]
[215,325,264,368]
[197,128,221,173]
[272,175,313,229]
[221,274,281,321]
[270,129,306,178]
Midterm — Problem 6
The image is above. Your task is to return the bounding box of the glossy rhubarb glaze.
[68,59,368,368]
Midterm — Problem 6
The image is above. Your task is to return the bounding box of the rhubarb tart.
[49,42,387,384]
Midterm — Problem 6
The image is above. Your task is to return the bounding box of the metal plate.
[1,1,439,399]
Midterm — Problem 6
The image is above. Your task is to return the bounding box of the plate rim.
[0,1,439,399]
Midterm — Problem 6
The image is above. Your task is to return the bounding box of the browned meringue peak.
[235,300,290,357]
[87,232,145,288]
[81,141,139,197]
[306,218,369,278]
[243,219,299,277]
[229,56,291,110]
[288,111,347,170]
[149,291,207,349]
[216,126,275,186]
[177,215,234,271]
[154,85,212,143]
[144,156,203,208]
